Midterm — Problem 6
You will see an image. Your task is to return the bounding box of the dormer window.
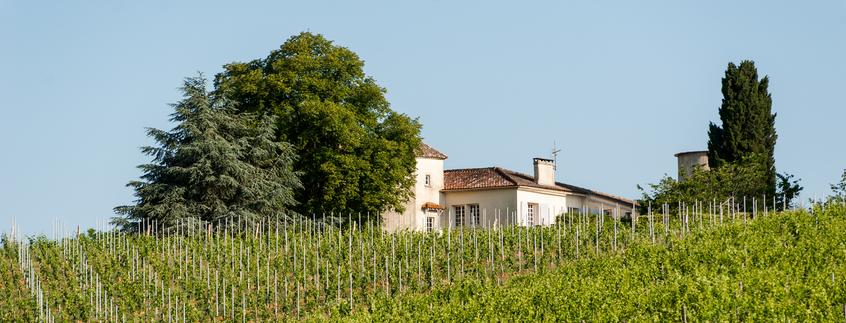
[424,174,431,187]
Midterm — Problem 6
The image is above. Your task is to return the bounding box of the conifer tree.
[707,60,777,196]
[114,75,301,232]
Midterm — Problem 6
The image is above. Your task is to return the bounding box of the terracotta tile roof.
[443,167,516,190]
[443,167,636,206]
[499,168,573,192]
[418,143,447,160]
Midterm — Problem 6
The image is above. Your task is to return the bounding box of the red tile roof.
[443,167,517,190]
[418,143,447,159]
[443,167,636,206]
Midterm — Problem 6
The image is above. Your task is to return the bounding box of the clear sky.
[2,1,844,235]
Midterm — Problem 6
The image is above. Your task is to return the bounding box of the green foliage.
[646,60,794,212]
[639,155,768,211]
[27,237,91,321]
[775,172,803,210]
[114,75,301,231]
[829,169,846,204]
[339,210,846,321]
[0,238,37,322]
[707,60,778,197]
[214,32,422,220]
[4,207,845,320]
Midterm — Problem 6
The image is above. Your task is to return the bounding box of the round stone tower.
[675,151,709,181]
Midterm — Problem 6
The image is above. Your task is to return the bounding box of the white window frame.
[454,205,465,227]
[527,203,537,226]
[424,174,431,187]
[426,217,435,232]
[469,204,480,227]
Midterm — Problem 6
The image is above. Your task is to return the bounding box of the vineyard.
[2,202,845,321]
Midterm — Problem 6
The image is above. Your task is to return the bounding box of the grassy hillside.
[346,207,846,321]
[0,244,37,322]
[1,205,844,321]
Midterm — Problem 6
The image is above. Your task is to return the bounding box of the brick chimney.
[533,158,555,186]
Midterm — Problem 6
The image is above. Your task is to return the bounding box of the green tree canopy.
[639,153,802,212]
[639,154,767,212]
[830,169,846,204]
[775,172,803,209]
[707,60,777,197]
[114,75,301,232]
[214,32,421,220]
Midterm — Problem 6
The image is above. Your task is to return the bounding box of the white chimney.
[533,158,555,186]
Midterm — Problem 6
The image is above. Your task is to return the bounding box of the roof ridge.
[555,181,590,192]
[501,168,534,179]
[493,167,519,185]
[418,142,448,159]
[555,180,636,205]
[444,166,497,172]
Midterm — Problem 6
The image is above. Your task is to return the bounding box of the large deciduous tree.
[114,75,301,232]
[707,60,777,197]
[214,32,421,220]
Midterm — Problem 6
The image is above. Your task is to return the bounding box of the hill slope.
[342,208,846,321]
[2,206,845,321]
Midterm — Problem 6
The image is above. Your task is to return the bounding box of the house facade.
[382,143,636,232]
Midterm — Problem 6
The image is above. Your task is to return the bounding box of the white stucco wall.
[383,156,635,232]
[516,188,568,226]
[443,188,517,229]
[441,187,625,228]
[414,158,444,208]
[564,195,635,217]
[382,157,445,232]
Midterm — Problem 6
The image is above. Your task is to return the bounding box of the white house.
[383,143,636,232]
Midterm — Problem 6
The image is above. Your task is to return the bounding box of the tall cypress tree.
[707,60,777,197]
[114,75,301,232]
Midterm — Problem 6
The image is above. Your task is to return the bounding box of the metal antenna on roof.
[552,141,562,171]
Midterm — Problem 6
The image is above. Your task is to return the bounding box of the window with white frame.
[454,205,465,227]
[469,204,480,227]
[426,217,435,232]
[527,203,537,226]
[424,174,431,187]
[568,207,581,215]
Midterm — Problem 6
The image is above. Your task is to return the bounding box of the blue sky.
[2,1,844,235]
